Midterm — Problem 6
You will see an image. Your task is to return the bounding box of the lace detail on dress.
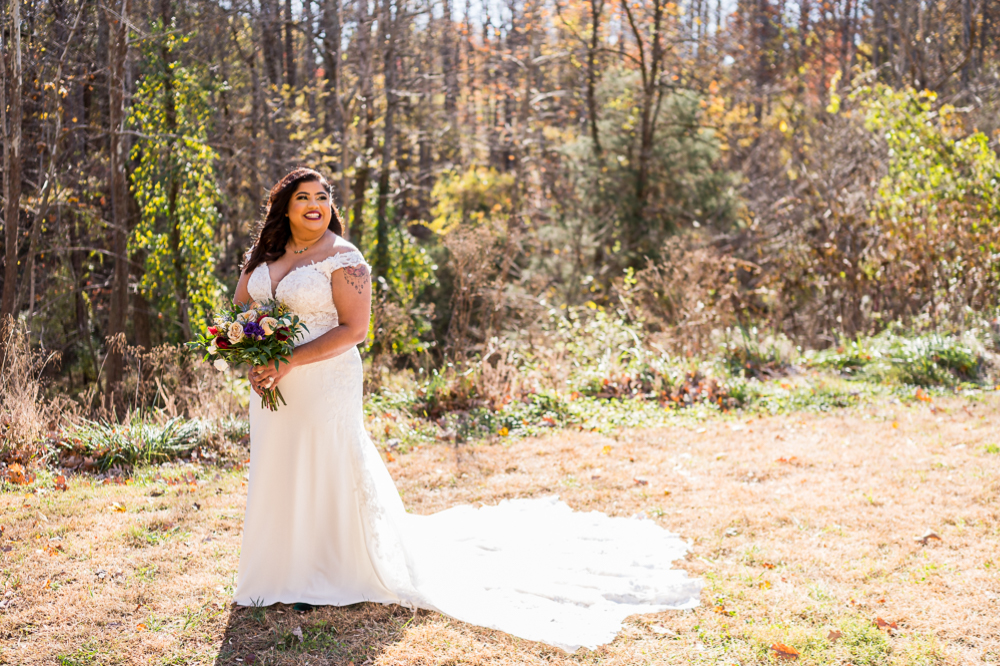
[249,249,369,346]
[313,249,369,279]
[247,264,273,304]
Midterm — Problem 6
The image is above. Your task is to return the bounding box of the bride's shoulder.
[313,241,369,277]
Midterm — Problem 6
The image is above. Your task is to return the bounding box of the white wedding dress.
[234,248,702,651]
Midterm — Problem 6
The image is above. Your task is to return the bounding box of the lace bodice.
[247,249,369,345]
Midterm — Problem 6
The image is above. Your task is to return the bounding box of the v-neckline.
[259,249,360,298]
[261,261,316,299]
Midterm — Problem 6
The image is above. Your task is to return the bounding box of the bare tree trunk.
[104,0,132,412]
[261,0,282,87]
[440,0,457,114]
[374,0,398,278]
[839,0,854,77]
[586,0,604,163]
[1,0,23,318]
[351,0,375,244]
[620,0,665,255]
[284,0,297,88]
[961,0,971,86]
[129,188,152,352]
[303,0,317,114]
[321,0,349,209]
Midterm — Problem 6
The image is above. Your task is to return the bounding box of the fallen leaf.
[385,452,396,462]
[915,388,932,403]
[54,475,67,492]
[827,630,842,642]
[292,626,304,642]
[915,530,941,546]
[4,464,35,486]
[110,503,126,513]
[771,643,800,660]
[192,502,201,511]
[600,445,612,455]
[759,580,772,590]
[633,477,648,486]
[775,456,800,465]
[892,421,899,429]
[762,562,776,569]
[43,579,51,589]
[875,617,898,633]
[137,623,147,631]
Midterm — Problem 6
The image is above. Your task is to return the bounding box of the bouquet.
[188,299,307,411]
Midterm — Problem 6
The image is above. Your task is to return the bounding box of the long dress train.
[234,249,702,651]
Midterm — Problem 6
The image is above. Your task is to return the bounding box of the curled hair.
[243,168,344,274]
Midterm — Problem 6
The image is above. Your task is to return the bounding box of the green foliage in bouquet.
[187,299,308,410]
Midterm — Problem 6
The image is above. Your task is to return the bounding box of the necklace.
[292,244,311,255]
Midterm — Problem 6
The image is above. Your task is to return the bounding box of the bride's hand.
[248,371,265,397]
[252,360,293,392]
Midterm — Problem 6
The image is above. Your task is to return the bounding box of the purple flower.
[243,321,266,340]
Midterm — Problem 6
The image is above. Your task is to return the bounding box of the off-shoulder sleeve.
[314,249,370,279]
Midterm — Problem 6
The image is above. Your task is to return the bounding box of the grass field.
[1,393,998,665]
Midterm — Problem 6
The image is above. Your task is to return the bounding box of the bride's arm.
[233,269,252,306]
[252,261,372,388]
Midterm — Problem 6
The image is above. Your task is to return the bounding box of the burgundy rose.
[215,336,230,349]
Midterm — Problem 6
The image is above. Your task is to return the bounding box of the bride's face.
[287,181,332,236]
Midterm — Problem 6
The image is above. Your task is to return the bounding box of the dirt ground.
[1,394,998,665]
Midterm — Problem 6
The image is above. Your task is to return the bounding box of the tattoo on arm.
[343,264,371,294]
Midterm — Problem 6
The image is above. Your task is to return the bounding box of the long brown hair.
[243,168,344,274]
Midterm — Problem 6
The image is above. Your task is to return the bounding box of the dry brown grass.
[1,395,999,665]
[0,317,63,465]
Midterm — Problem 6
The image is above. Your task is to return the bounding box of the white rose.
[213,358,228,372]
[236,309,257,324]
[207,342,218,355]
[227,322,245,344]
[259,317,278,335]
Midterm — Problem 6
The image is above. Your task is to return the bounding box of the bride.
[232,167,702,651]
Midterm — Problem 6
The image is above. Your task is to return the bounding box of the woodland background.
[1,0,1000,461]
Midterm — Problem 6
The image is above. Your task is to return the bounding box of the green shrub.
[807,329,987,387]
[57,416,204,471]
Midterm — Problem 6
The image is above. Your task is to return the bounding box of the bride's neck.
[288,229,326,251]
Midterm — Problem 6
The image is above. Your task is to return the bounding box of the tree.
[106,0,133,410]
[129,26,221,342]
[1,0,23,319]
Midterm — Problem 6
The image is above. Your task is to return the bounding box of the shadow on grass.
[214,601,426,665]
